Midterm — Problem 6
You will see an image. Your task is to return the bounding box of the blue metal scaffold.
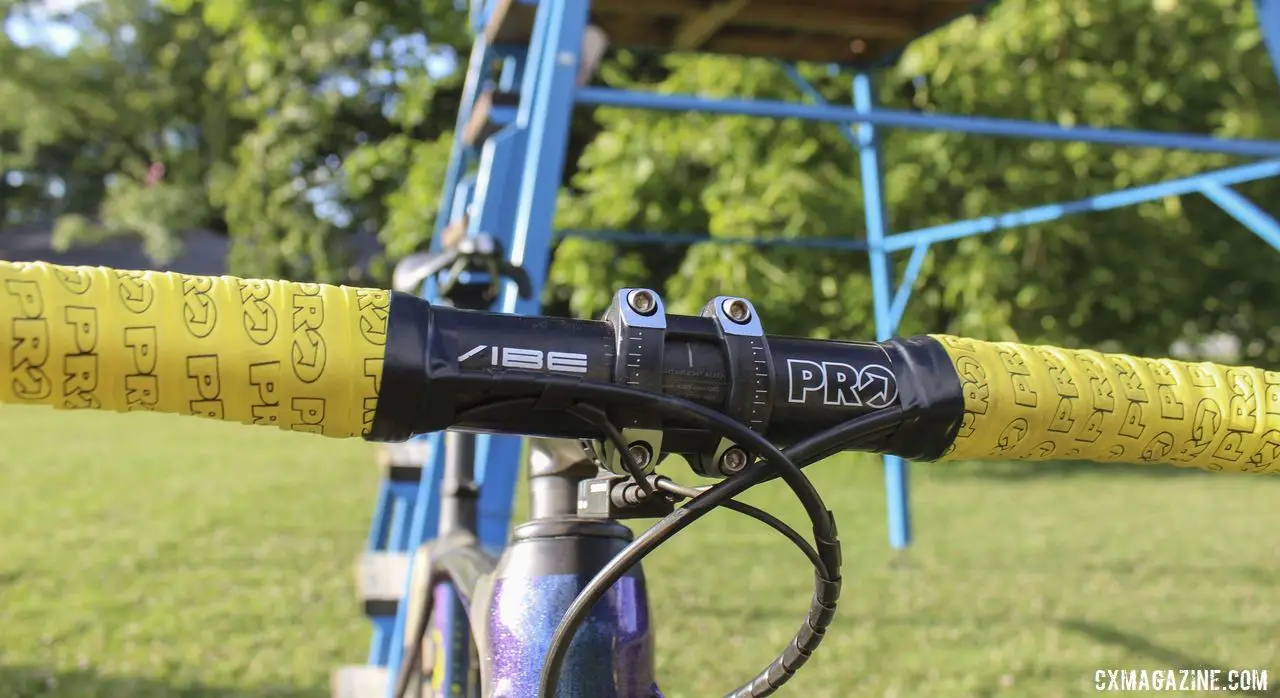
[339,0,1280,692]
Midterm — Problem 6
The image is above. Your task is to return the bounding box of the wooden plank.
[357,552,410,617]
[461,89,521,147]
[726,4,917,41]
[673,0,751,51]
[376,440,431,482]
[598,0,920,41]
[483,0,537,45]
[462,90,496,147]
[331,666,388,698]
[402,546,434,655]
[440,215,469,250]
[702,31,882,63]
[592,0,692,16]
[587,18,669,50]
[590,0,943,37]
[598,20,884,64]
[480,0,980,65]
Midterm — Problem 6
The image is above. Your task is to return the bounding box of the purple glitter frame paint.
[484,573,661,698]
[432,583,469,692]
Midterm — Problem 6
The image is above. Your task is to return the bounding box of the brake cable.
[393,373,902,698]
[650,480,827,577]
[538,401,904,697]
[450,374,893,698]
[565,403,660,500]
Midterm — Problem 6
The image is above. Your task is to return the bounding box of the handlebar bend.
[0,260,386,438]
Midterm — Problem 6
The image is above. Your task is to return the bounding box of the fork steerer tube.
[440,422,479,535]
[371,293,964,463]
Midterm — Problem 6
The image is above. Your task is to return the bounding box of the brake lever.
[391,250,459,293]
[500,261,533,300]
[394,233,533,300]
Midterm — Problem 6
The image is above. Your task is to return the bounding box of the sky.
[5,0,461,77]
[5,0,86,53]
[4,0,463,127]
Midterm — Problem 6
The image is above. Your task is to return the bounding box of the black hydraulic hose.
[523,373,905,696]
[538,405,906,697]
[653,479,827,579]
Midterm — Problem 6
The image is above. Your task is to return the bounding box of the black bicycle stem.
[368,287,965,472]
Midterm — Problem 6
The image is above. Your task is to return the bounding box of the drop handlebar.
[3,260,1277,476]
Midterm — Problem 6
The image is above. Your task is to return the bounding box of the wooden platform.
[357,552,410,617]
[486,0,992,65]
[375,440,430,482]
[331,666,389,698]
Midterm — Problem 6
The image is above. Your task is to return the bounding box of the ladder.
[333,1,597,695]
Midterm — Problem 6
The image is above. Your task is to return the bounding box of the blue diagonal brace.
[782,64,859,151]
[884,159,1280,252]
[1199,181,1280,252]
[886,243,932,333]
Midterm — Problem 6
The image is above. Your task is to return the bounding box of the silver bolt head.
[627,289,657,316]
[720,447,748,474]
[627,442,653,468]
[723,298,751,324]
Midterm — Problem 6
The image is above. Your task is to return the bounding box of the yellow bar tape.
[932,334,1280,473]
[0,260,389,439]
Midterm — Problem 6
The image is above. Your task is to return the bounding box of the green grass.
[1,407,1278,697]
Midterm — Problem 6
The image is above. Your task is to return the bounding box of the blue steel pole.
[502,0,590,308]
[473,0,592,560]
[358,44,493,634]
[1259,0,1280,89]
[375,23,498,691]
[364,481,392,550]
[556,229,869,250]
[854,72,911,550]
[575,87,1280,158]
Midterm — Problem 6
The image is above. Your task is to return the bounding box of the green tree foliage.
[4,0,1280,358]
[1,0,242,257]
[2,0,469,281]
[554,0,1280,360]
[165,0,470,281]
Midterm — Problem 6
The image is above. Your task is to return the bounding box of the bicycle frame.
[414,435,659,698]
